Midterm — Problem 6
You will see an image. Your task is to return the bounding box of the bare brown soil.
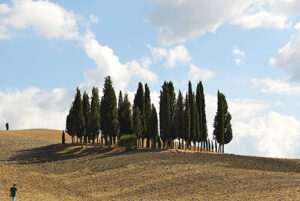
[0,129,299,201]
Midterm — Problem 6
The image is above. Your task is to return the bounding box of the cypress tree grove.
[183,94,190,150]
[148,104,158,149]
[73,88,86,146]
[89,87,100,145]
[144,84,152,148]
[118,92,133,137]
[100,76,120,146]
[133,82,145,147]
[174,90,184,149]
[159,83,170,148]
[82,91,90,144]
[213,91,232,153]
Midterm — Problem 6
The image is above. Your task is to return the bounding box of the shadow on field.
[8,144,164,164]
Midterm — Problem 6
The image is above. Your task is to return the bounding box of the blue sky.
[1,0,300,158]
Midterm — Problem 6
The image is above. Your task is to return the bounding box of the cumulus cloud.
[234,111,300,158]
[186,64,215,82]
[252,78,300,95]
[0,0,78,40]
[270,23,300,81]
[149,0,299,45]
[233,45,246,65]
[0,87,73,130]
[149,45,191,67]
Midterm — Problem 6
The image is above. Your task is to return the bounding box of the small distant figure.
[6,122,9,131]
[10,184,18,201]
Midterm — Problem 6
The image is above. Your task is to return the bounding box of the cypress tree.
[100,76,120,146]
[183,94,190,149]
[194,102,200,151]
[174,90,184,149]
[118,93,133,136]
[167,81,176,148]
[82,91,90,144]
[133,107,143,146]
[66,105,75,144]
[148,104,158,149]
[144,84,152,148]
[72,88,85,146]
[133,82,145,147]
[196,81,208,151]
[213,91,233,153]
[62,130,65,145]
[159,83,170,148]
[89,87,100,145]
[188,81,196,150]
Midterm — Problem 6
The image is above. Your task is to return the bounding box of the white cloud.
[235,58,242,65]
[0,0,78,40]
[234,111,300,158]
[149,0,299,45]
[187,64,215,82]
[89,14,99,24]
[0,87,73,130]
[233,45,245,57]
[149,45,191,67]
[252,78,300,95]
[125,57,158,84]
[270,23,300,81]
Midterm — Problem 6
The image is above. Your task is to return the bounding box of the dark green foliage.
[144,84,152,147]
[5,123,9,130]
[167,81,176,144]
[183,94,190,148]
[133,82,146,147]
[148,104,158,148]
[133,107,143,140]
[89,87,100,144]
[62,130,65,145]
[66,105,75,143]
[188,82,196,149]
[196,81,208,142]
[174,91,184,149]
[118,92,133,138]
[118,134,137,150]
[72,88,86,144]
[213,91,233,152]
[159,83,170,148]
[82,91,90,143]
[100,76,120,145]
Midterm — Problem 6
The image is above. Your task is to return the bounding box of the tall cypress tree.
[118,92,133,137]
[100,76,119,146]
[82,91,90,144]
[89,87,100,145]
[183,94,190,149]
[73,88,85,146]
[66,104,75,144]
[213,91,232,153]
[159,83,170,148]
[188,81,196,149]
[196,81,208,150]
[167,81,176,148]
[133,82,145,147]
[148,104,158,148]
[174,90,184,149]
[144,84,152,148]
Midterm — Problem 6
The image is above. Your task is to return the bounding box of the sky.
[0,0,300,158]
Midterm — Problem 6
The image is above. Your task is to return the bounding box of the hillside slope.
[0,129,299,201]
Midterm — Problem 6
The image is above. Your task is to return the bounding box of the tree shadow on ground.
[8,144,164,164]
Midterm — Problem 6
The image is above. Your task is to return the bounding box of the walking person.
[10,184,18,201]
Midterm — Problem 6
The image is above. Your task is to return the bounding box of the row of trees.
[66,76,232,152]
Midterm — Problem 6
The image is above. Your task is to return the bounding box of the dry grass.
[0,129,299,201]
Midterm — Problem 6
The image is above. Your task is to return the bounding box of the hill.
[0,129,299,200]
